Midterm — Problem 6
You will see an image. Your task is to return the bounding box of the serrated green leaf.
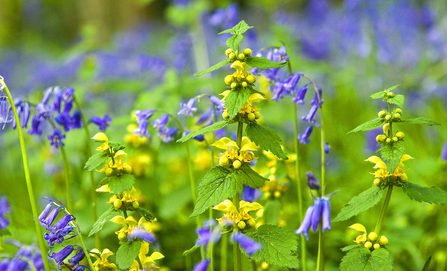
[190,166,243,217]
[226,35,244,53]
[385,84,400,92]
[387,94,405,108]
[0,228,11,236]
[219,29,235,35]
[246,122,288,159]
[176,121,228,143]
[88,207,121,237]
[370,91,386,99]
[84,152,107,171]
[138,207,155,221]
[399,117,440,126]
[402,182,447,205]
[245,56,287,69]
[108,141,126,151]
[225,88,251,117]
[116,241,141,270]
[194,59,231,77]
[108,174,135,194]
[263,200,281,225]
[378,141,405,173]
[348,118,385,134]
[341,245,361,252]
[340,247,393,271]
[219,20,253,35]
[333,186,384,222]
[245,225,299,268]
[236,163,268,189]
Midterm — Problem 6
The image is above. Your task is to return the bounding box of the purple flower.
[310,87,324,107]
[72,266,90,271]
[47,129,66,148]
[306,172,320,190]
[298,126,313,145]
[442,142,447,161]
[301,105,320,127]
[27,115,43,135]
[183,130,205,142]
[292,83,309,104]
[178,98,197,118]
[0,196,10,230]
[232,232,262,256]
[152,114,169,130]
[197,107,213,125]
[271,81,286,101]
[39,205,60,230]
[49,245,74,268]
[195,220,221,250]
[11,100,30,129]
[210,95,224,111]
[325,142,330,154]
[192,259,211,271]
[68,248,85,267]
[284,73,302,94]
[128,228,156,243]
[157,127,177,143]
[134,109,154,138]
[90,114,112,131]
[295,197,332,241]
[242,186,262,202]
[0,96,13,124]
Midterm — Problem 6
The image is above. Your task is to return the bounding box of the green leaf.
[108,141,126,151]
[236,163,268,189]
[387,94,405,108]
[176,121,228,143]
[194,59,231,77]
[219,29,234,35]
[333,186,384,222]
[348,118,385,133]
[116,241,141,270]
[263,200,281,225]
[341,244,361,252]
[422,256,432,271]
[84,152,107,171]
[98,176,111,187]
[399,117,440,126]
[138,207,155,221]
[370,91,386,99]
[226,35,244,53]
[245,225,299,268]
[245,56,287,69]
[385,84,400,92]
[379,141,405,173]
[88,206,121,237]
[219,20,253,35]
[190,166,243,217]
[225,88,251,117]
[402,182,447,205]
[0,228,11,236]
[108,174,136,194]
[340,247,393,271]
[246,122,288,159]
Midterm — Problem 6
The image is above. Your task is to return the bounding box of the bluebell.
[232,232,262,256]
[298,126,313,145]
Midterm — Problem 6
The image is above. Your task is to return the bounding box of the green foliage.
[333,186,384,222]
[190,166,243,217]
[108,174,136,194]
[176,120,228,143]
[244,225,299,268]
[379,141,405,173]
[88,206,121,237]
[263,200,281,225]
[340,247,393,271]
[399,117,440,126]
[0,228,11,236]
[84,152,107,171]
[387,94,405,108]
[348,118,385,133]
[225,88,251,117]
[341,244,361,252]
[108,141,126,151]
[116,241,141,270]
[194,59,231,77]
[238,163,268,189]
[402,182,447,205]
[245,122,288,159]
[226,35,244,53]
[219,20,253,36]
[422,256,432,271]
[244,56,287,69]
[137,207,155,221]
[370,91,386,99]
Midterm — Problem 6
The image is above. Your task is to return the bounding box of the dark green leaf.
[402,182,447,205]
[108,174,136,194]
[236,163,268,189]
[379,141,405,173]
[0,228,11,236]
[245,56,287,69]
[348,118,385,134]
[98,176,111,187]
[370,91,386,99]
[245,225,299,268]
[108,141,126,151]
[88,207,121,237]
[422,256,432,271]
[263,200,281,225]
[399,117,440,126]
[341,245,361,252]
[340,247,393,271]
[190,166,243,217]
[194,60,231,77]
[333,186,384,222]
[387,94,405,108]
[226,35,244,53]
[246,122,288,159]
[176,121,228,143]
[84,152,107,171]
[116,241,141,270]
[225,88,251,117]
[138,207,155,221]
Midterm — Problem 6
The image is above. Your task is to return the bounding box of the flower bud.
[378,110,387,118]
[374,178,381,186]
[274,191,281,198]
[376,134,387,143]
[247,113,255,121]
[118,232,126,241]
[113,199,122,209]
[233,160,242,169]
[254,111,261,119]
[242,81,248,88]
[225,48,233,56]
[222,111,229,119]
[238,53,245,60]
[373,243,381,250]
[92,132,108,142]
[264,192,271,198]
[132,201,139,209]
[237,221,246,229]
[386,138,391,143]
[396,131,404,139]
[368,232,378,242]
[105,168,113,176]
[387,92,394,97]
[243,48,252,56]
[396,108,402,114]
[246,75,256,84]
[399,173,408,182]
[394,113,401,119]
[231,82,237,89]
[229,53,236,60]
[261,262,269,269]
[383,123,390,134]
[392,136,398,142]
[379,236,388,246]
[364,241,372,249]
[356,235,367,244]
[124,164,132,173]
[385,114,391,121]
[247,218,256,228]
[219,156,229,166]
[225,75,233,85]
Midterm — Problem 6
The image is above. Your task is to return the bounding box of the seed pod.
[229,53,236,60]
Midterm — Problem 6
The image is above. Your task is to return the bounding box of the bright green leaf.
[225,88,251,117]
[88,207,121,237]
[219,29,234,35]
[333,186,384,222]
[348,118,385,133]
[379,141,405,173]
[108,141,126,151]
[399,117,440,126]
[245,56,287,69]
[341,244,361,252]
[385,84,400,92]
[0,228,11,236]
[116,241,141,270]
[194,60,231,77]
[236,163,268,189]
[340,247,393,271]
[176,121,228,143]
[387,94,405,108]
[108,174,136,194]
[246,122,288,159]
[402,182,447,205]
[245,225,299,268]
[370,91,386,99]
[226,35,244,53]
[138,207,155,221]
[84,152,107,171]
[219,20,253,35]
[263,200,281,225]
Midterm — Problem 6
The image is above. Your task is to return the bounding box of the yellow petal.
[92,132,108,142]
[139,242,150,255]
[231,60,245,74]
[213,199,234,212]
[96,185,111,193]
[220,90,230,99]
[240,142,258,152]
[248,93,265,103]
[240,201,263,213]
[125,216,138,226]
[400,154,414,162]
[115,150,127,161]
[349,223,367,234]
[365,156,383,164]
[110,216,126,224]
[101,248,113,261]
[148,252,164,261]
[212,137,232,150]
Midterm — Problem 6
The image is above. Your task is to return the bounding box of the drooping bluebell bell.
[49,245,75,269]
[298,126,313,145]
[441,142,447,161]
[209,95,224,112]
[152,114,169,130]
[310,86,324,107]
[232,232,262,256]
[178,98,198,118]
[0,196,10,230]
[90,113,112,131]
[242,186,262,202]
[68,248,85,268]
[47,129,66,148]
[306,172,320,190]
[134,109,154,138]
[39,200,77,247]
[197,107,213,125]
[157,127,177,143]
[28,115,43,135]
[128,227,156,243]
[0,96,13,124]
[302,105,321,127]
[292,83,309,104]
[10,100,31,129]
[195,220,222,250]
[192,259,211,271]
[36,88,53,119]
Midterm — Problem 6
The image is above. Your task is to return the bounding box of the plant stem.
[0,78,52,271]
[60,146,74,213]
[374,185,393,236]
[72,222,97,271]
[73,97,100,249]
[233,121,244,271]
[220,233,228,271]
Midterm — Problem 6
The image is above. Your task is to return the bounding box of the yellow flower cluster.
[366,154,413,186]
[350,223,388,250]
[92,133,133,175]
[212,136,258,168]
[128,242,164,271]
[102,187,140,210]
[90,248,117,270]
[213,199,262,230]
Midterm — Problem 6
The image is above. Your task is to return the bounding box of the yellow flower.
[365,154,413,181]
[220,92,265,116]
[125,124,148,147]
[111,215,155,240]
[90,248,116,270]
[231,60,251,80]
[212,136,258,163]
[213,199,262,225]
[92,133,109,151]
[129,242,164,271]
[349,223,367,245]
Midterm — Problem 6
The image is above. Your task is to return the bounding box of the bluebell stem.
[298,126,313,145]
[232,232,262,257]
[47,129,66,148]
[134,109,154,137]
[306,172,320,190]
[310,87,324,107]
[127,228,156,243]
[90,114,112,131]
[0,196,10,230]
[178,98,198,118]
[441,142,447,161]
[292,83,309,104]
[302,105,321,127]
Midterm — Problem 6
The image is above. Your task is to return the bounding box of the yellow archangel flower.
[97,150,132,174]
[365,154,413,181]
[349,223,368,245]
[129,242,164,271]
[220,91,265,116]
[111,215,153,240]
[212,136,259,163]
[90,248,117,270]
[231,60,251,81]
[213,199,262,225]
[92,132,109,151]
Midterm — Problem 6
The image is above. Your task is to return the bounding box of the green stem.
[60,146,74,213]
[233,121,244,271]
[374,185,393,236]
[73,97,100,249]
[220,233,228,271]
[72,222,97,271]
[0,78,52,271]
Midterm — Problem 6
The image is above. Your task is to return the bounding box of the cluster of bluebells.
[0,84,31,129]
[0,240,45,271]
[0,196,10,230]
[133,110,179,143]
[38,199,89,270]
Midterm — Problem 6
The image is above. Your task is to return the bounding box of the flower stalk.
[233,121,244,271]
